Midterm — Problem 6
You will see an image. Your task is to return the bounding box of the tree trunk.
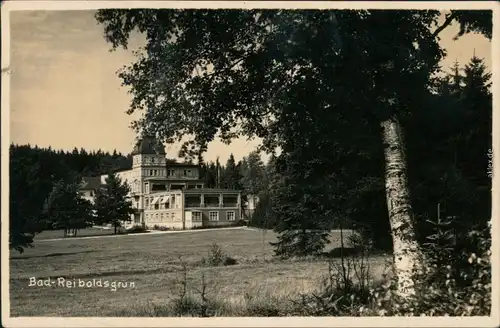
[114,225,117,235]
[381,116,424,297]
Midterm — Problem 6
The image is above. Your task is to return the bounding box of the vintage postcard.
[1,1,499,327]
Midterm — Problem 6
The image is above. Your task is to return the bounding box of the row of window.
[145,195,179,210]
[144,211,236,222]
[192,211,235,221]
[133,156,165,164]
[147,169,166,177]
[144,211,235,221]
[135,169,197,178]
[145,212,180,222]
[143,169,196,177]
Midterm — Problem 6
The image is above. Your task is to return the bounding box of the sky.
[8,10,492,163]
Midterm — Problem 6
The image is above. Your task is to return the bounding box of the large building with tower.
[80,136,243,229]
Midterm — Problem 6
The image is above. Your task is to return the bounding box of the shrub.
[201,243,238,267]
[126,225,148,234]
[152,224,170,231]
[364,222,491,316]
[290,230,375,316]
[171,295,221,317]
[290,261,373,316]
[232,219,247,227]
[170,257,223,317]
[223,256,238,266]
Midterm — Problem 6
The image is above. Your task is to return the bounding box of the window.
[226,211,235,221]
[209,211,219,221]
[150,170,153,176]
[145,198,150,209]
[155,214,159,221]
[192,211,202,221]
[90,191,94,197]
[161,213,164,221]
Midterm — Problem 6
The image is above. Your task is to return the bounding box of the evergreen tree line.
[9,146,132,251]
[11,168,135,252]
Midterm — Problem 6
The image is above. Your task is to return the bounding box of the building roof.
[81,177,102,190]
[183,188,241,194]
[131,135,166,155]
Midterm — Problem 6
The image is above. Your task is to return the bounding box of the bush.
[152,224,170,231]
[201,243,238,267]
[289,219,491,317]
[232,219,247,227]
[289,230,375,316]
[126,225,148,234]
[362,221,492,316]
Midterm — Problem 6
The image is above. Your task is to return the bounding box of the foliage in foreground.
[113,224,490,317]
[293,223,492,317]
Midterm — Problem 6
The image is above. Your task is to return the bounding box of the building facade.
[81,136,242,229]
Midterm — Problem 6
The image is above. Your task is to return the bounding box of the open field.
[10,228,390,316]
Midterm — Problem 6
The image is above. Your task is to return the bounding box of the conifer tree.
[240,151,266,196]
[43,179,93,237]
[270,152,335,257]
[220,154,242,190]
[93,172,135,234]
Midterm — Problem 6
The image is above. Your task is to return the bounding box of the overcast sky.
[9,10,492,162]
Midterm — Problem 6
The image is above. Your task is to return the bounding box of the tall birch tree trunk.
[381,115,424,297]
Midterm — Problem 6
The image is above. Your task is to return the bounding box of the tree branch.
[431,13,457,39]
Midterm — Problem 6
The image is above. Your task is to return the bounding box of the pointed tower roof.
[131,135,166,155]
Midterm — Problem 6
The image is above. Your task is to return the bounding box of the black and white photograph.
[1,1,498,326]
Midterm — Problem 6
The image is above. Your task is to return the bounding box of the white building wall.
[80,190,95,204]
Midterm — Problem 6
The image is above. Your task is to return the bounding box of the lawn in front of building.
[10,228,390,316]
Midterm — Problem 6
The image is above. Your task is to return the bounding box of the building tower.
[130,135,167,224]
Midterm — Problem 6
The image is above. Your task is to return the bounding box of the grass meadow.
[32,227,118,240]
[10,227,390,316]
